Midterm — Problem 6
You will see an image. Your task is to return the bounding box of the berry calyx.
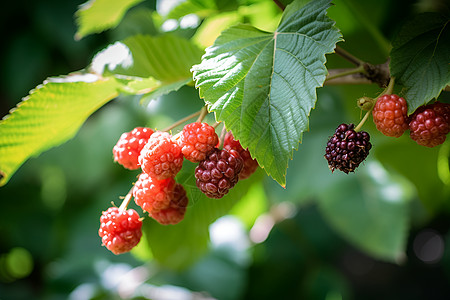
[98,207,143,255]
[151,183,189,225]
[133,172,176,214]
[113,127,154,169]
[195,148,244,199]
[372,94,408,137]
[223,131,258,180]
[325,123,372,174]
[139,131,184,180]
[409,103,450,148]
[178,122,219,163]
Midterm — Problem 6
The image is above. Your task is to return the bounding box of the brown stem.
[273,0,286,11]
[335,46,365,66]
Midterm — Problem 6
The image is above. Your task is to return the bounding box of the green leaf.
[166,0,218,20]
[143,162,263,270]
[390,13,450,114]
[91,34,203,100]
[375,138,450,214]
[192,0,342,186]
[75,0,144,40]
[0,75,120,186]
[317,162,411,262]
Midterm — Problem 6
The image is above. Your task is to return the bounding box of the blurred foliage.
[1,0,450,300]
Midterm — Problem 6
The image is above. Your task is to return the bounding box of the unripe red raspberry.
[223,131,258,179]
[178,122,219,163]
[151,183,188,225]
[409,103,450,147]
[133,172,176,214]
[139,131,184,180]
[195,148,243,199]
[99,207,142,255]
[324,123,372,173]
[372,94,408,137]
[113,127,154,169]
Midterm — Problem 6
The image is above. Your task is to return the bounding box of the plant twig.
[163,109,202,132]
[273,0,286,11]
[118,186,135,212]
[325,65,366,81]
[196,106,208,123]
[335,46,365,66]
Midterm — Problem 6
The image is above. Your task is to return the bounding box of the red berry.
[99,207,142,255]
[324,123,372,173]
[195,148,243,199]
[223,131,258,179]
[139,131,184,180]
[133,172,176,214]
[151,183,188,225]
[409,103,450,147]
[372,94,408,137]
[178,122,219,162]
[113,127,154,169]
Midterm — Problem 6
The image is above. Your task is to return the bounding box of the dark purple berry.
[324,123,372,173]
[195,148,244,198]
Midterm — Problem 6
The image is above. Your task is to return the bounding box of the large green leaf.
[91,34,203,100]
[390,13,450,114]
[75,0,144,40]
[317,162,411,262]
[143,162,263,270]
[0,75,121,186]
[192,0,342,186]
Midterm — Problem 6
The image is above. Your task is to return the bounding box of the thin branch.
[273,0,286,11]
[335,46,365,66]
[325,65,366,81]
[162,109,202,132]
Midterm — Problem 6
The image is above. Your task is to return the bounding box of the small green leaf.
[75,0,144,40]
[0,75,120,186]
[143,161,262,270]
[192,0,342,186]
[390,13,450,114]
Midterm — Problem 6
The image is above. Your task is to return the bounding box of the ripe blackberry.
[372,94,408,137]
[133,172,176,214]
[139,131,184,180]
[324,123,372,173]
[409,103,450,148]
[151,183,188,225]
[178,122,219,162]
[195,148,243,199]
[113,127,154,169]
[223,131,258,179]
[99,207,142,255]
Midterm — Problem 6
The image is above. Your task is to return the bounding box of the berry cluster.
[372,95,450,147]
[325,123,372,173]
[193,130,258,199]
[100,119,259,254]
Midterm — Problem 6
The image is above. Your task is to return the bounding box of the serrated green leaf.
[91,34,203,100]
[192,0,342,186]
[142,161,263,270]
[0,75,120,186]
[390,13,450,114]
[75,0,144,40]
[317,162,411,262]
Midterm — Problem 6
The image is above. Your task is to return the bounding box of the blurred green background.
[1,0,450,299]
